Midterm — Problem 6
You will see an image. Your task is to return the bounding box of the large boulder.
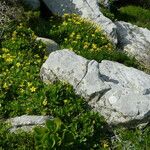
[40,49,150,125]
[42,0,117,44]
[7,115,52,132]
[40,49,110,100]
[116,21,150,68]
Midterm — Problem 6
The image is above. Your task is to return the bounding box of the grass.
[0,11,150,149]
[27,13,140,68]
[100,4,150,30]
[115,5,150,29]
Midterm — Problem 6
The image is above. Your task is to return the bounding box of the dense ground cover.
[100,3,150,29]
[0,6,150,150]
[113,5,150,29]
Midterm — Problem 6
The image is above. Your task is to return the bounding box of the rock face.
[7,115,52,132]
[36,37,59,53]
[42,0,117,44]
[116,21,150,68]
[40,49,150,125]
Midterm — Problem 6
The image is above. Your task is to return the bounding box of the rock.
[36,37,59,53]
[40,50,150,125]
[40,49,110,100]
[76,60,110,100]
[92,60,150,125]
[42,0,117,44]
[7,115,52,132]
[23,0,40,9]
[116,21,150,68]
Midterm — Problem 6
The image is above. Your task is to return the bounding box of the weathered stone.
[116,21,150,68]
[41,49,88,87]
[40,49,109,100]
[36,37,59,53]
[23,0,40,9]
[7,115,52,132]
[40,50,150,125]
[76,60,110,100]
[93,60,150,125]
[42,0,117,44]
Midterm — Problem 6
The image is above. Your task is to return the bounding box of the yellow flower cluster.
[1,53,15,63]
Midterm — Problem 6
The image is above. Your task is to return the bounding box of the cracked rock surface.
[116,21,150,68]
[7,115,52,132]
[43,0,117,44]
[40,49,150,125]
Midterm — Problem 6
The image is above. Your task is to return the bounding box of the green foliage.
[28,13,139,68]
[112,126,150,150]
[34,113,110,149]
[0,24,49,118]
[0,122,35,150]
[115,5,150,29]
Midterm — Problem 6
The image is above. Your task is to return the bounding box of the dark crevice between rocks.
[39,0,53,18]
[75,60,90,88]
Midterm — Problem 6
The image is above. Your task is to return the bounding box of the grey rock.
[40,49,109,100]
[41,49,88,87]
[7,115,52,132]
[43,0,117,44]
[36,37,59,53]
[76,60,110,100]
[116,21,150,68]
[93,60,150,124]
[40,50,150,125]
[23,0,40,9]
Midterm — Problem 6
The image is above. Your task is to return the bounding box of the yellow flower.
[37,59,41,63]
[103,143,109,148]
[12,31,17,38]
[30,86,36,92]
[44,56,48,60]
[95,28,100,33]
[64,99,68,104]
[20,88,24,93]
[70,32,75,38]
[92,43,97,49]
[83,44,88,49]
[72,41,77,44]
[42,99,48,106]
[2,48,9,53]
[39,45,42,49]
[63,13,69,17]
[62,21,68,26]
[76,34,81,40]
[5,57,13,63]
[27,82,32,87]
[3,83,9,90]
[16,62,21,67]
[91,34,95,37]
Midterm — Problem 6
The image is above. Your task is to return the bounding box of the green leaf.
[46,120,56,132]
[54,118,62,132]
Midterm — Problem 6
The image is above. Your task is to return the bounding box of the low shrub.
[28,13,140,68]
[115,5,150,29]
[0,122,35,150]
[112,126,150,149]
